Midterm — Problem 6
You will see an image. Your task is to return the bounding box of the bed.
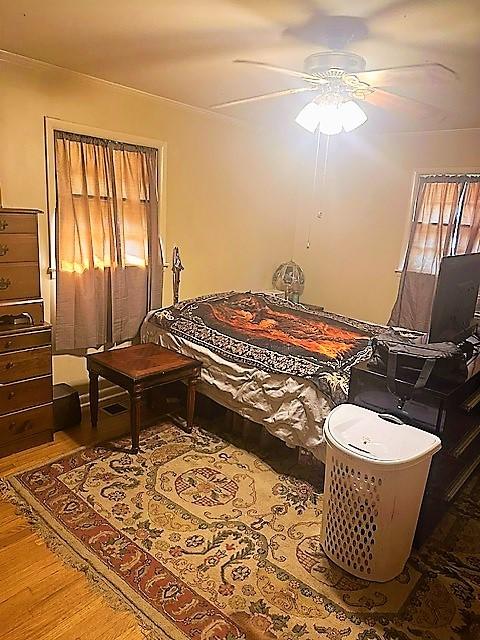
[140,291,385,460]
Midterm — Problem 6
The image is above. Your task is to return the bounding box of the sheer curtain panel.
[54,131,163,351]
[389,175,480,332]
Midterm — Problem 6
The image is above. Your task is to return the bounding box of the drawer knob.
[0,278,11,290]
[0,220,8,232]
[5,361,14,370]
[0,245,8,257]
[8,419,32,434]
[5,340,13,348]
[7,391,15,399]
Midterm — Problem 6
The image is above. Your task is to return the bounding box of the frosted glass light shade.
[295,99,368,134]
[339,100,368,132]
[317,104,343,135]
[295,102,322,132]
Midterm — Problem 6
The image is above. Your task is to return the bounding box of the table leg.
[130,390,142,454]
[186,377,197,433]
[89,372,99,430]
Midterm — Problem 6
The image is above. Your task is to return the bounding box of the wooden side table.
[86,343,201,453]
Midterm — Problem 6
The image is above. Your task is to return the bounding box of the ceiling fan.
[211,15,457,134]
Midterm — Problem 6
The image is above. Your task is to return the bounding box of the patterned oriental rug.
[2,423,479,640]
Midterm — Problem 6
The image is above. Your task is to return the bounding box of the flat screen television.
[429,253,480,343]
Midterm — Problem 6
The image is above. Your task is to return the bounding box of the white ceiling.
[1,0,479,132]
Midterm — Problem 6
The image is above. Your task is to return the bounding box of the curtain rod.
[54,129,157,154]
[419,173,480,183]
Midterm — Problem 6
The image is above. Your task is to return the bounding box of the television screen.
[429,253,480,343]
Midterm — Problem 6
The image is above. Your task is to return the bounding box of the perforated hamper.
[321,404,441,582]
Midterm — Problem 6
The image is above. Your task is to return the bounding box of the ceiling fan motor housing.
[304,51,367,76]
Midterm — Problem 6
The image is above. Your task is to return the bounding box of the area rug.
[2,422,479,640]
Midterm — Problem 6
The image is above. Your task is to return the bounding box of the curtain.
[54,131,163,352]
[458,181,480,254]
[389,178,461,331]
[389,175,480,332]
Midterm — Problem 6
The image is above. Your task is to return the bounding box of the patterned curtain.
[389,175,480,332]
[54,131,163,351]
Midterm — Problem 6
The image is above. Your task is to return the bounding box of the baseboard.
[79,382,128,409]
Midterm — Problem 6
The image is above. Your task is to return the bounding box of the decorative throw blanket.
[149,291,385,405]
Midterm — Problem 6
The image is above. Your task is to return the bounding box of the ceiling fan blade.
[234,59,320,81]
[367,0,423,21]
[363,88,441,119]
[211,86,318,109]
[356,63,457,88]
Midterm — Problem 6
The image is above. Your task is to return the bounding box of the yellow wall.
[293,128,480,324]
[0,54,296,386]
[2,52,479,390]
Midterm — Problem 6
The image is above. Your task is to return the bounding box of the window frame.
[399,169,480,317]
[44,117,167,331]
[397,167,480,273]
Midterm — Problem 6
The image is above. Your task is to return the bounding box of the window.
[53,130,164,352]
[412,174,480,314]
[390,173,480,330]
[408,174,480,274]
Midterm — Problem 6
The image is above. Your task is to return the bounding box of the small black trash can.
[53,383,82,431]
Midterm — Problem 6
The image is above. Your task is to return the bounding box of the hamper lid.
[324,403,441,466]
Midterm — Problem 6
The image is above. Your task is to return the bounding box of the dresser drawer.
[0,234,38,263]
[0,300,44,325]
[0,213,37,235]
[0,328,51,352]
[0,346,51,383]
[0,376,52,414]
[0,263,40,301]
[0,404,52,445]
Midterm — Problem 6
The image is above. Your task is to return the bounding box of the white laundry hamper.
[320,404,441,582]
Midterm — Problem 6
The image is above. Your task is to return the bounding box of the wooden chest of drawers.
[0,208,53,457]
[0,323,53,456]
[0,209,40,302]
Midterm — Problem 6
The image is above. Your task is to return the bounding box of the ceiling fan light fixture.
[339,100,368,132]
[295,101,322,132]
[317,104,343,135]
[295,99,367,135]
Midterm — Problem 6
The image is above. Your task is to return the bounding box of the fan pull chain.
[306,132,330,249]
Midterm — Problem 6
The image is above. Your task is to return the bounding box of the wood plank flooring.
[0,409,145,640]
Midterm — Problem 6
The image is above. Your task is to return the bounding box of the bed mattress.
[141,291,384,459]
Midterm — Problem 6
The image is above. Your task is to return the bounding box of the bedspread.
[146,291,384,405]
[141,292,387,459]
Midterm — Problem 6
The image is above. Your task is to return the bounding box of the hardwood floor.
[0,409,145,640]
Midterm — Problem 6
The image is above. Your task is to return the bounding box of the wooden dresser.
[0,208,53,457]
